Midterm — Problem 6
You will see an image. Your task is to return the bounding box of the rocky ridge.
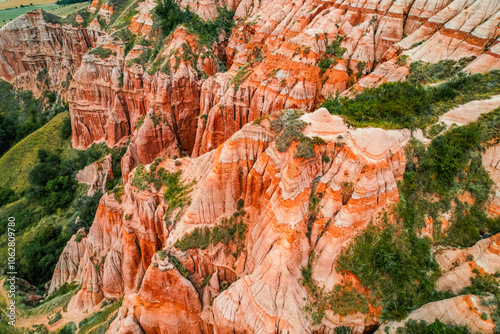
[1,0,500,333]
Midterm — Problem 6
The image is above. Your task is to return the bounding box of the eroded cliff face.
[2,1,500,333]
[2,0,498,161]
[0,9,102,96]
[50,108,410,333]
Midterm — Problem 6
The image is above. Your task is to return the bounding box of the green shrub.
[48,311,62,325]
[322,70,500,129]
[88,46,114,59]
[78,299,122,334]
[147,56,166,75]
[356,61,366,78]
[57,322,77,334]
[318,35,346,75]
[150,157,162,172]
[270,109,325,159]
[322,81,432,129]
[44,282,79,304]
[175,210,247,257]
[156,249,167,261]
[398,111,500,247]
[337,219,441,321]
[128,48,153,67]
[0,79,61,157]
[75,231,85,243]
[124,213,133,220]
[335,327,352,334]
[153,0,235,47]
[295,136,325,159]
[397,55,409,66]
[0,186,17,207]
[162,170,195,214]
[168,255,190,277]
[60,116,72,140]
[395,319,471,334]
[407,57,476,85]
[72,191,103,231]
[19,221,73,285]
[112,185,124,202]
[87,313,117,334]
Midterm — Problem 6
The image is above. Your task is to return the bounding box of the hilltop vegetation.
[322,70,500,129]
[336,108,500,321]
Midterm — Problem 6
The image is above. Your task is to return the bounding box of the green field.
[0,1,89,27]
[0,112,72,193]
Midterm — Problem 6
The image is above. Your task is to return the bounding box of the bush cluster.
[407,57,476,85]
[153,0,235,47]
[395,319,472,334]
[337,219,442,321]
[322,70,500,129]
[174,209,247,257]
[318,35,346,75]
[88,46,115,59]
[301,250,370,325]
[271,109,325,159]
[0,80,67,158]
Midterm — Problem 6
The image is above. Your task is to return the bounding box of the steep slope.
[0,9,102,96]
[50,108,409,333]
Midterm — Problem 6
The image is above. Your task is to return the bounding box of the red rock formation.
[51,108,409,333]
[0,9,102,96]
[109,253,208,334]
[69,28,207,162]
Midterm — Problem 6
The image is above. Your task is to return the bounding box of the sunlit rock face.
[50,108,410,333]
[0,9,102,96]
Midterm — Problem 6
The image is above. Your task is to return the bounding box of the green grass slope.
[0,112,71,193]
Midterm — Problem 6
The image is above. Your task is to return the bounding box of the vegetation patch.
[322,70,500,129]
[78,298,122,334]
[336,109,500,322]
[174,209,247,258]
[57,322,77,334]
[301,251,371,325]
[229,61,253,92]
[407,57,476,85]
[270,109,325,159]
[168,255,190,277]
[48,310,62,324]
[337,218,442,321]
[153,0,235,47]
[395,319,472,334]
[88,45,115,59]
[318,35,346,75]
[0,80,68,160]
[399,110,500,247]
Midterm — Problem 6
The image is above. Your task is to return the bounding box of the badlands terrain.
[0,0,500,333]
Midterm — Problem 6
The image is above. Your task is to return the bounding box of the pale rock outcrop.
[376,295,495,334]
[76,154,114,195]
[49,229,87,294]
[436,234,500,294]
[439,94,500,127]
[51,108,409,333]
